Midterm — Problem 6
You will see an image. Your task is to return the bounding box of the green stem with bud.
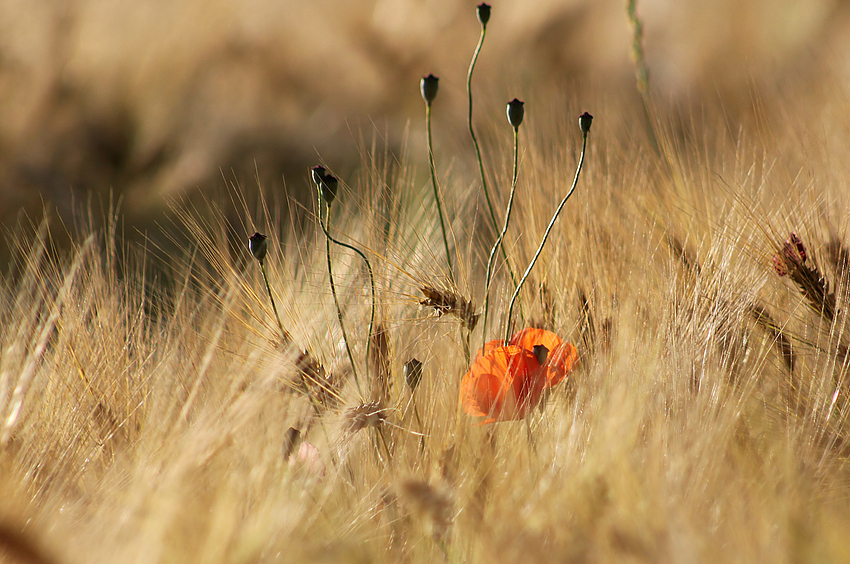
[482,125,520,348]
[467,19,518,291]
[318,194,363,393]
[317,197,376,387]
[425,103,455,284]
[258,260,286,341]
[504,125,590,343]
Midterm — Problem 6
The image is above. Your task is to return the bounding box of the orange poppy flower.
[460,344,546,423]
[508,328,577,386]
[461,328,578,423]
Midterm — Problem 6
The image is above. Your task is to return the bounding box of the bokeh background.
[1,0,847,228]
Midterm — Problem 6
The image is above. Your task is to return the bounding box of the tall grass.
[2,85,850,563]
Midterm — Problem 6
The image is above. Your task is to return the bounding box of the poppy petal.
[509,328,564,355]
[544,341,578,386]
[460,345,543,422]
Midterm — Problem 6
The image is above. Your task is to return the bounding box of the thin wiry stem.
[468,24,496,233]
[319,194,363,393]
[505,130,589,343]
[426,103,454,284]
[467,23,518,289]
[318,196,377,384]
[258,261,286,341]
[254,241,323,421]
[482,126,520,347]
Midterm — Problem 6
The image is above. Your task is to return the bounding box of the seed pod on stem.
[507,98,525,129]
[420,74,439,106]
[477,3,491,26]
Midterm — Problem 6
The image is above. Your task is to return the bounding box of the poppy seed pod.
[320,174,339,204]
[477,3,491,26]
[404,358,423,391]
[532,344,549,365]
[248,232,268,262]
[421,74,439,105]
[579,112,593,134]
[507,99,524,129]
[311,165,338,204]
[311,165,326,188]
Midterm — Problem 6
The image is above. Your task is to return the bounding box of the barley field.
[3,1,850,563]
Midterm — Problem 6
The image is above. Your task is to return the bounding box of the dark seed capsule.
[579,112,593,134]
[320,174,338,204]
[506,98,524,129]
[311,165,338,204]
[404,358,424,391]
[420,74,439,105]
[248,232,268,262]
[532,344,549,365]
[477,3,491,26]
[311,165,327,188]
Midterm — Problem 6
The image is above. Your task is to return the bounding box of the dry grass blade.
[748,303,796,374]
[419,285,479,331]
[667,234,701,274]
[369,323,392,405]
[826,236,850,283]
[578,287,596,359]
[292,350,342,410]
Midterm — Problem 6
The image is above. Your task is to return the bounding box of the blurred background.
[0,0,847,231]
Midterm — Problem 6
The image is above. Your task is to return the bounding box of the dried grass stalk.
[419,285,479,331]
[748,304,795,373]
[773,232,836,323]
[667,234,701,274]
[345,400,388,433]
[293,350,342,410]
[369,323,392,405]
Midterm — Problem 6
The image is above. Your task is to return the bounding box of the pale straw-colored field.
[2,2,850,563]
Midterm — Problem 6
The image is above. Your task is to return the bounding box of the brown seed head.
[419,285,479,330]
[345,401,388,433]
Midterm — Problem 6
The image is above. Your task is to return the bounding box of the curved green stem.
[258,261,286,341]
[317,197,377,384]
[482,126,520,348]
[426,103,454,284]
[319,196,362,393]
[504,131,589,343]
[258,257,323,421]
[467,25,518,289]
[468,25,497,233]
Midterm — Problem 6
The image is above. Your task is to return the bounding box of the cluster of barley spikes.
[4,3,850,563]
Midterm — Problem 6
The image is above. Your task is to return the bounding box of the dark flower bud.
[579,112,593,134]
[311,165,327,188]
[506,98,524,129]
[477,3,491,26]
[320,174,338,204]
[420,74,439,105]
[404,358,423,391]
[311,165,338,204]
[248,232,268,263]
[532,344,549,366]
